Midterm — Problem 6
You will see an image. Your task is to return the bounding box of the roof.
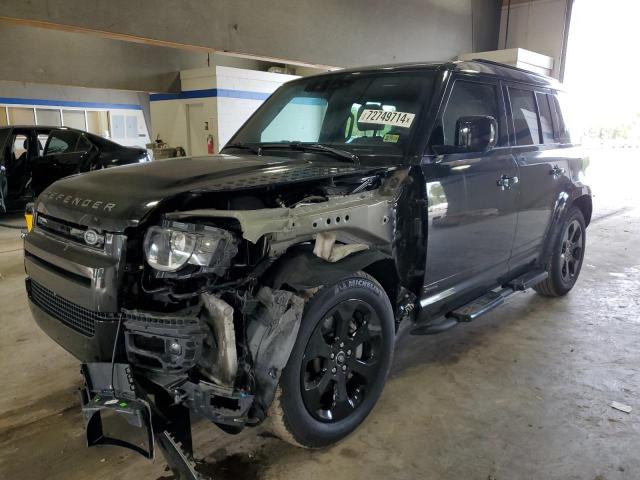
[298,59,562,90]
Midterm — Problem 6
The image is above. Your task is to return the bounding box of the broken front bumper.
[80,361,254,480]
[80,362,205,479]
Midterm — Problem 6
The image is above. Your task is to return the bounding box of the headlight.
[144,223,237,273]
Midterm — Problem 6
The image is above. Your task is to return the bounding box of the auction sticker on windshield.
[358,109,415,128]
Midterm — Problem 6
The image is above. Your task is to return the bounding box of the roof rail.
[469,58,550,79]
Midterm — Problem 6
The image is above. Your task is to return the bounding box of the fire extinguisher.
[207,134,215,154]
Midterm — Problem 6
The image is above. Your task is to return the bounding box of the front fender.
[262,245,391,291]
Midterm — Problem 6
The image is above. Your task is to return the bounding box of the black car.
[23,60,591,479]
[0,126,148,211]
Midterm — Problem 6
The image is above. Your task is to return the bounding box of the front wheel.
[268,272,395,448]
[534,206,586,297]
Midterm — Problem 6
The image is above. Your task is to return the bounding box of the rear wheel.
[534,206,586,297]
[268,272,395,448]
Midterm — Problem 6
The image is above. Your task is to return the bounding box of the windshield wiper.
[261,142,359,164]
[224,143,263,155]
[289,143,359,164]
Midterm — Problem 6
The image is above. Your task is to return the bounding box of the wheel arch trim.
[541,186,591,266]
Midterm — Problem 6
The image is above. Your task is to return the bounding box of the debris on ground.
[609,401,632,413]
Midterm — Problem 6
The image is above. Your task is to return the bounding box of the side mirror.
[455,115,497,152]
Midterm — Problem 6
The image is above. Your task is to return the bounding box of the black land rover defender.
[24,60,591,478]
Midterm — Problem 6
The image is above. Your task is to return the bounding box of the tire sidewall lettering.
[334,278,381,296]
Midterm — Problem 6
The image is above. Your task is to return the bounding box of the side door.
[34,129,83,195]
[420,76,519,308]
[505,85,571,269]
[76,134,100,171]
[5,129,32,199]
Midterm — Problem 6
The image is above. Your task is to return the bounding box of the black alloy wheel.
[559,218,584,283]
[268,272,395,448]
[534,206,586,297]
[301,299,382,422]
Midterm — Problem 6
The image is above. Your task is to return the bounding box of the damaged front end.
[79,284,306,478]
[26,164,420,479]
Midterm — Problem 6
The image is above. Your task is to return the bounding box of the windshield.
[228,70,437,156]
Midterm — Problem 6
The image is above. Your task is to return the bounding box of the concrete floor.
[1,152,639,480]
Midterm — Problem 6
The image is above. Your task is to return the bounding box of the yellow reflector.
[25,213,33,232]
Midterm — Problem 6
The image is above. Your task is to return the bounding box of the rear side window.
[509,88,540,146]
[438,80,500,146]
[536,93,555,144]
[551,93,571,143]
[44,130,80,155]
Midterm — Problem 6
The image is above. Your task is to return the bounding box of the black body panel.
[27,279,120,362]
[0,125,147,211]
[35,154,381,231]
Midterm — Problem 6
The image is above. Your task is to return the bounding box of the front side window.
[230,70,436,157]
[77,135,92,152]
[44,130,80,155]
[509,88,540,146]
[435,80,500,146]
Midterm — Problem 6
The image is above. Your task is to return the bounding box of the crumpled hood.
[35,153,376,231]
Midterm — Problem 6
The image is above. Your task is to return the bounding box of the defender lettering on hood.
[44,191,117,212]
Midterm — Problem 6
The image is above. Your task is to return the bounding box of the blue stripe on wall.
[0,96,142,110]
[149,88,328,106]
[150,88,272,102]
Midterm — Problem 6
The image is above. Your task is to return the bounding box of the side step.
[410,316,458,336]
[449,290,506,323]
[506,269,548,291]
[411,269,548,335]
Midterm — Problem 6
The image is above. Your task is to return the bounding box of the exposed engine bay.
[116,167,419,421]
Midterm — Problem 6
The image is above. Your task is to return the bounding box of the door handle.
[550,165,566,178]
[497,174,519,191]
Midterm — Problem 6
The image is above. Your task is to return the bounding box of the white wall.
[150,98,218,155]
[215,66,299,148]
[150,66,299,154]
[499,0,569,78]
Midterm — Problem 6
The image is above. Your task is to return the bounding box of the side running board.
[411,270,548,335]
[449,290,506,323]
[505,269,548,291]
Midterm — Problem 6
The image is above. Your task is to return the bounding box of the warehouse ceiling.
[0,0,501,84]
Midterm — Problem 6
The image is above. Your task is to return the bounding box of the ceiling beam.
[0,0,494,68]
